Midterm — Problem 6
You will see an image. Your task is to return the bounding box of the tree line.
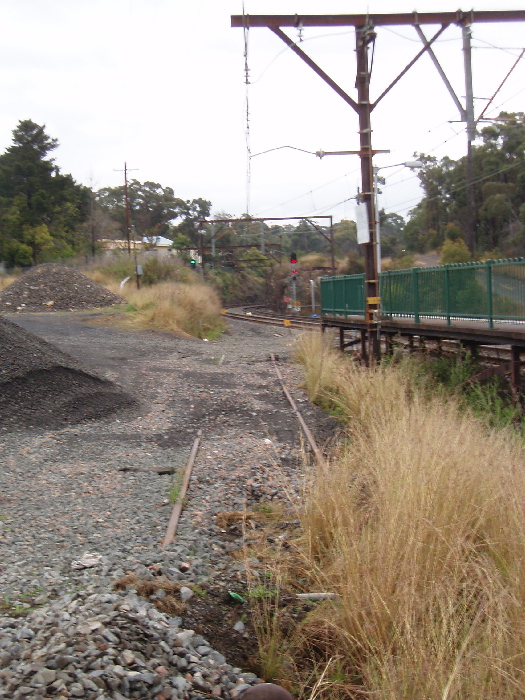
[0,120,213,267]
[404,112,525,261]
[1,114,523,269]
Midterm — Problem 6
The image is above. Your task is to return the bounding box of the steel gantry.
[231,10,525,363]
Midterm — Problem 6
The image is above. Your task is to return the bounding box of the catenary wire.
[253,166,361,217]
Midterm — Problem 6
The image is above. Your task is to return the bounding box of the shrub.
[440,237,472,264]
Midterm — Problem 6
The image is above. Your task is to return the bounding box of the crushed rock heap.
[0,263,125,312]
[0,316,137,430]
[0,587,260,699]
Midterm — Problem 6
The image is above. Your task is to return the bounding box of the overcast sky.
[1,1,524,225]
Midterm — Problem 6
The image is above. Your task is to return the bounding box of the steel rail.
[225,309,320,329]
[271,354,328,471]
[161,429,202,549]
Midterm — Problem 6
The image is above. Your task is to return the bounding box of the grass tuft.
[268,331,525,698]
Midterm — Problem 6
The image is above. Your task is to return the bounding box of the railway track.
[223,307,521,387]
[224,306,320,329]
[224,307,516,363]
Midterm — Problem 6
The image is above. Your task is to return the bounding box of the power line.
[250,29,354,84]
[383,25,459,43]
[393,158,524,215]
[253,166,361,216]
[473,37,525,57]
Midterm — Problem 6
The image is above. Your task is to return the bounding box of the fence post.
[486,259,494,329]
[413,267,420,323]
[445,266,451,326]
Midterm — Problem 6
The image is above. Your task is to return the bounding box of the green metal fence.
[320,274,366,318]
[320,258,525,328]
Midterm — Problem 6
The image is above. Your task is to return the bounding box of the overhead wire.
[391,159,524,216]
[253,166,361,217]
[473,37,525,57]
[249,29,354,84]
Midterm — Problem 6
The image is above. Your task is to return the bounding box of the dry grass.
[114,574,186,617]
[84,268,124,296]
[0,274,18,292]
[122,281,224,338]
[86,271,225,339]
[281,332,525,698]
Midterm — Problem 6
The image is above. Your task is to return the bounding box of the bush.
[440,237,471,264]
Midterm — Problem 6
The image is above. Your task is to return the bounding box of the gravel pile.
[0,264,124,313]
[0,587,260,699]
[0,316,137,429]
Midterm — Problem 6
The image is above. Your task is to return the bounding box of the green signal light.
[190,259,197,268]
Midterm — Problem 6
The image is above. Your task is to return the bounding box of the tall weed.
[284,332,525,698]
[123,281,224,339]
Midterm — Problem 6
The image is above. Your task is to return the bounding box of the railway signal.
[290,251,297,277]
[190,259,197,269]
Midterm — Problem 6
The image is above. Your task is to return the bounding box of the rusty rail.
[225,309,319,330]
[161,429,202,549]
[271,354,327,470]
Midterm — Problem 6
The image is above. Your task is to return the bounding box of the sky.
[0,0,524,225]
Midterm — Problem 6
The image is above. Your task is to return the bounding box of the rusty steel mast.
[231,10,525,363]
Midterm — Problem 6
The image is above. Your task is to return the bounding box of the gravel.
[0,316,137,430]
[0,310,339,699]
[0,587,259,700]
[0,264,125,313]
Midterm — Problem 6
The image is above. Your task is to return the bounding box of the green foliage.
[140,257,184,285]
[440,237,472,264]
[98,257,136,280]
[0,120,89,266]
[337,252,365,274]
[95,180,194,241]
[334,219,358,255]
[208,267,263,304]
[382,253,415,270]
[405,114,525,256]
[395,352,521,430]
[169,469,184,504]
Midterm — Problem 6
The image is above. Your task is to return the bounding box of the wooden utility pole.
[123,163,131,255]
[232,10,525,362]
[114,162,138,255]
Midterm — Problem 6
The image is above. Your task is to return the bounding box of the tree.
[379,211,405,257]
[334,219,358,255]
[96,181,211,246]
[405,114,525,257]
[0,119,89,265]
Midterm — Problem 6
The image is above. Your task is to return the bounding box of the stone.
[35,667,56,684]
[69,682,85,697]
[120,650,135,665]
[179,586,194,602]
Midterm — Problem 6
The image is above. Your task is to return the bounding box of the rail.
[224,308,320,329]
[320,258,525,329]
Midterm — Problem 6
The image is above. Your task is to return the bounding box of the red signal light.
[290,250,297,264]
